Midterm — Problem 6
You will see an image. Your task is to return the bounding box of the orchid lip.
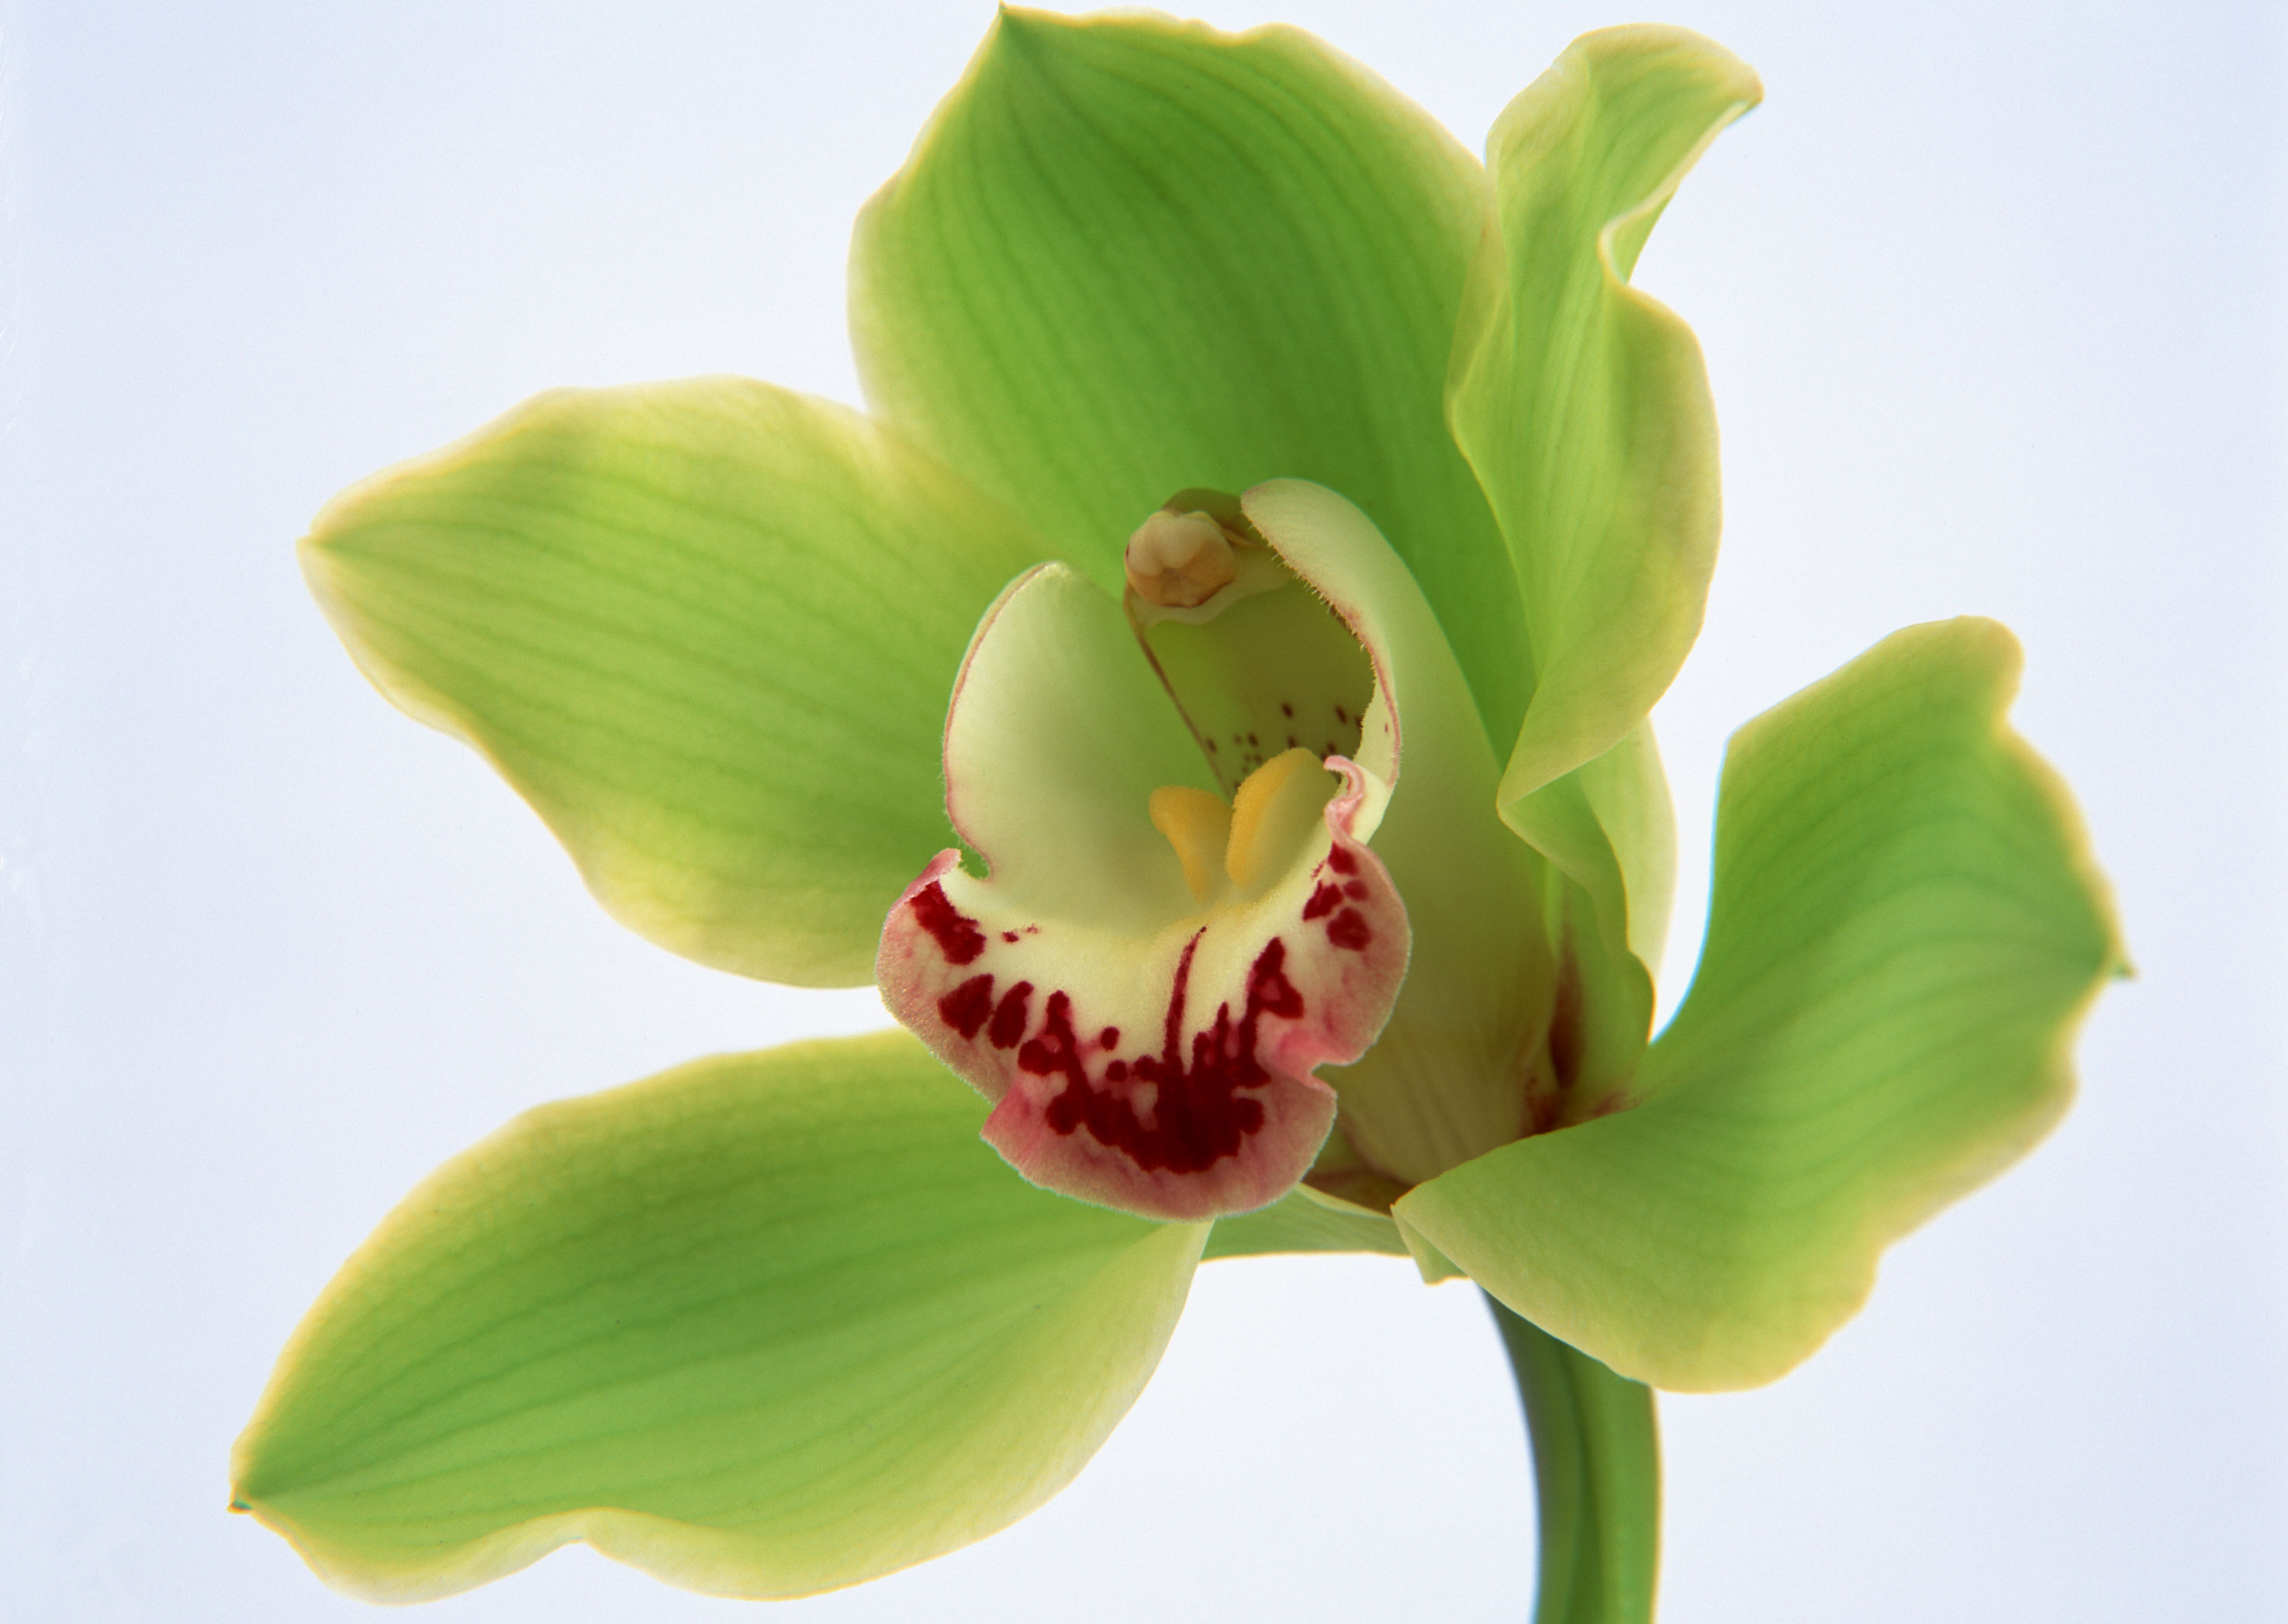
[876,526,1412,1222]
[880,749,1405,1221]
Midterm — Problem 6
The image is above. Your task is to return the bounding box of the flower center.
[1149,747,1335,904]
[1125,510,1239,607]
[875,487,1414,1222]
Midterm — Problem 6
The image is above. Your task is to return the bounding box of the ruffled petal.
[1397,620,2124,1390]
[1447,25,1762,803]
[1446,27,1757,1074]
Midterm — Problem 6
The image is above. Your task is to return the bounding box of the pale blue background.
[3,2,2282,1619]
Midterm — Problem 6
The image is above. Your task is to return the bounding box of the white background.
[3,2,2282,1619]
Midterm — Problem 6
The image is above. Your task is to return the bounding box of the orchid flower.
[231,10,2122,1617]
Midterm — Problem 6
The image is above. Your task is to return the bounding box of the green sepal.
[1550,718,1678,973]
[231,1033,1206,1600]
[1450,26,1761,808]
[302,380,1044,986]
[852,6,1532,750]
[1204,1184,1409,1262]
[1446,28,1751,1097]
[1399,620,2124,1390]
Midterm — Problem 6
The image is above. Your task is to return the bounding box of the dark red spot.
[1032,936,1307,1175]
[1207,738,1220,752]
[1325,845,1358,876]
[1024,924,1040,935]
[911,882,986,966]
[1281,703,1294,717]
[1247,733,1260,745]
[1286,734,1299,748]
[1099,1027,1120,1049]
[1333,704,1350,724]
[1303,882,1344,921]
[1326,908,1372,952]
[1002,930,1020,943]
[1249,941,1305,1018]
[989,981,1033,1049]
[1344,879,1368,900]
[937,974,994,1040]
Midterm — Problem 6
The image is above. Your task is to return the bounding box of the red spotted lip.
[875,759,1407,1221]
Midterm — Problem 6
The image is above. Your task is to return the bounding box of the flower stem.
[1484,1291,1661,1623]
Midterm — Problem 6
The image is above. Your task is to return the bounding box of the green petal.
[231,1032,1205,1601]
[1446,27,1761,807]
[1502,765,1659,1117]
[1245,481,1563,1187]
[851,7,1531,750]
[1396,620,2123,1391]
[1204,1183,1409,1262]
[1571,718,1678,973]
[302,380,1045,986]
[1500,720,1675,1118]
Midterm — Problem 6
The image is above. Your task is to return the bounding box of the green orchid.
[231,9,2122,1616]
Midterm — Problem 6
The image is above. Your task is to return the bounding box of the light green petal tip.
[231,1033,1204,1601]
[853,5,1533,752]
[301,379,1045,986]
[1450,26,1761,807]
[1398,619,2123,1391]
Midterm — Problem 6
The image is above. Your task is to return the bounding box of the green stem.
[1484,1291,1661,1623]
